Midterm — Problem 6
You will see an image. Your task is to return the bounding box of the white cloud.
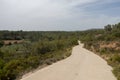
[0,0,120,31]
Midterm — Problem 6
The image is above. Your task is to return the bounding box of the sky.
[0,0,120,31]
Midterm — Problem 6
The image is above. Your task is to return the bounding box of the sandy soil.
[20,43,116,80]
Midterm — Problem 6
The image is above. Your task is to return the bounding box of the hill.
[79,22,120,80]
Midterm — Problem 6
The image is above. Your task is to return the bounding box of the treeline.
[0,31,78,42]
[79,22,120,80]
[0,31,78,80]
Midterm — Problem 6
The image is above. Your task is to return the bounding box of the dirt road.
[21,43,116,80]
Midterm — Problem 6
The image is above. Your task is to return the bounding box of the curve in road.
[21,43,117,80]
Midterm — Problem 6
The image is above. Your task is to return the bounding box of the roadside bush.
[113,66,120,80]
[112,54,120,63]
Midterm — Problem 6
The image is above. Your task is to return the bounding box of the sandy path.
[20,43,116,80]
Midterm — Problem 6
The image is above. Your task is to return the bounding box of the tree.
[0,41,4,48]
[104,24,112,32]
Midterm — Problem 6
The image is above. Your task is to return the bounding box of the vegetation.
[0,31,78,80]
[79,22,120,80]
[0,22,120,80]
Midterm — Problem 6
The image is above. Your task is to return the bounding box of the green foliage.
[0,59,5,69]
[111,54,120,63]
[0,41,4,48]
[0,31,78,80]
[79,22,120,80]
[0,22,119,80]
[113,66,120,80]
[104,24,112,32]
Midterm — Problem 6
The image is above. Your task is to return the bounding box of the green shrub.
[113,66,120,80]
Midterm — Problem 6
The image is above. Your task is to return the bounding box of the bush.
[0,41,4,48]
[113,66,120,80]
[112,54,120,63]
